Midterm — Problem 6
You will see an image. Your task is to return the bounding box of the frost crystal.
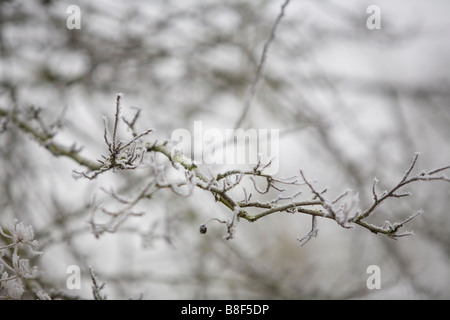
[13,222,35,243]
[3,278,25,300]
[0,220,42,299]
[36,290,52,300]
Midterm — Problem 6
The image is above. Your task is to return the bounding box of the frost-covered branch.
[89,267,107,300]
[350,153,450,237]
[357,153,450,222]
[3,96,450,243]
[296,154,450,239]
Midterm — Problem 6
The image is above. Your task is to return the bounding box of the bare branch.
[234,0,291,129]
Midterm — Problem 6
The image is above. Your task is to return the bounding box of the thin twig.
[297,216,319,246]
[234,0,290,129]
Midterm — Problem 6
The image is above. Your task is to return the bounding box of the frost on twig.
[87,144,202,238]
[297,216,319,246]
[199,211,240,240]
[0,221,42,300]
[89,267,107,300]
[382,210,423,239]
[73,94,153,180]
[293,155,450,240]
[353,153,450,237]
[299,171,359,228]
